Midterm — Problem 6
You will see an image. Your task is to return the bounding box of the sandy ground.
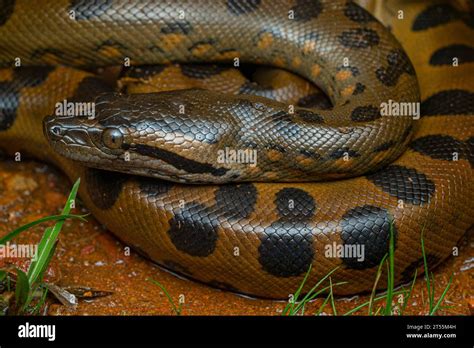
[0,160,472,315]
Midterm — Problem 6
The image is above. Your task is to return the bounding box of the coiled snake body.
[0,0,473,298]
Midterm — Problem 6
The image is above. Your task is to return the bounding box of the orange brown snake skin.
[0,0,472,298]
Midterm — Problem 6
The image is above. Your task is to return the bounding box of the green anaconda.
[0,0,472,298]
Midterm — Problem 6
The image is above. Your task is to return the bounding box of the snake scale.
[0,0,473,298]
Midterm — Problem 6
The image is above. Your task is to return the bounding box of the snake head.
[43,90,233,182]
[43,93,129,164]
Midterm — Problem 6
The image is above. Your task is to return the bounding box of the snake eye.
[102,128,123,149]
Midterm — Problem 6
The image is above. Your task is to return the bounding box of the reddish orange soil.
[0,160,472,315]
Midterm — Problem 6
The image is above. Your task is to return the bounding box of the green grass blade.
[27,178,81,286]
[384,223,395,315]
[0,213,88,245]
[368,253,387,315]
[421,229,433,310]
[30,287,49,315]
[430,272,436,311]
[147,278,180,315]
[343,289,406,316]
[430,274,453,315]
[287,266,341,315]
[36,241,58,285]
[297,267,339,305]
[283,264,312,315]
[329,277,337,315]
[14,269,30,310]
[315,293,331,316]
[400,269,417,315]
[291,281,347,315]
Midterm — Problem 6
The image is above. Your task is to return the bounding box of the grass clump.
[282,223,454,316]
[0,178,87,315]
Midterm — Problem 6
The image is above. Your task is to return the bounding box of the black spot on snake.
[275,188,316,221]
[72,76,113,102]
[268,144,286,153]
[138,177,174,199]
[85,168,128,210]
[242,141,258,149]
[161,20,192,34]
[373,140,396,153]
[329,147,360,159]
[429,44,474,66]
[227,0,261,15]
[366,165,435,205]
[412,4,471,31]
[299,149,320,159]
[189,39,216,53]
[376,49,415,86]
[168,202,218,257]
[122,65,167,79]
[400,254,441,282]
[338,28,380,49]
[337,65,360,76]
[180,64,230,79]
[31,48,79,66]
[0,0,15,26]
[421,90,474,116]
[341,205,396,269]
[215,183,257,220]
[297,93,332,110]
[297,110,324,123]
[0,82,19,131]
[0,66,54,131]
[344,1,375,23]
[13,66,54,87]
[259,222,314,277]
[351,105,381,122]
[70,0,113,20]
[352,82,366,95]
[409,135,467,162]
[132,144,228,177]
[290,0,323,22]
